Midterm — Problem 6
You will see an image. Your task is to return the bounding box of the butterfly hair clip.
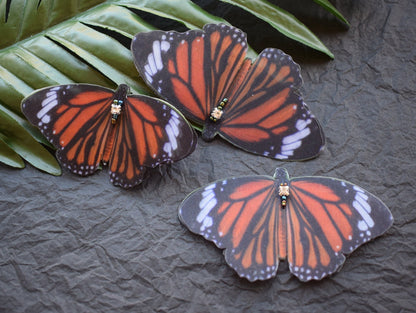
[132,23,325,160]
[179,167,393,282]
[21,84,197,188]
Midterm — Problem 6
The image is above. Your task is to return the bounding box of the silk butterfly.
[131,23,325,160]
[179,167,393,281]
[21,84,197,188]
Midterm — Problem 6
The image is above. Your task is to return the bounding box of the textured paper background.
[1,0,415,312]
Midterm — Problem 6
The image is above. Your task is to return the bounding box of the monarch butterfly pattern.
[132,23,325,160]
[178,168,393,282]
[21,84,197,188]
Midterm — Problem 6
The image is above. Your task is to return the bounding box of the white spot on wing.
[201,216,213,231]
[163,142,172,156]
[281,140,301,152]
[36,90,59,124]
[197,191,217,230]
[152,40,163,70]
[144,65,153,83]
[274,153,289,159]
[147,53,157,75]
[280,118,312,156]
[355,187,371,213]
[202,189,213,197]
[161,40,170,51]
[353,188,375,232]
[143,40,170,84]
[162,110,181,157]
[283,124,311,145]
[206,183,216,190]
[169,118,180,136]
[165,124,177,151]
[41,115,50,124]
[354,199,374,228]
[358,220,368,231]
[199,191,215,212]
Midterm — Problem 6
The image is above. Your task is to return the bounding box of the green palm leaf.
[0,103,61,174]
[313,0,350,26]
[0,0,346,174]
[0,138,25,168]
[219,0,335,58]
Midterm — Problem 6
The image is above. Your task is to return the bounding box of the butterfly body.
[132,24,325,160]
[110,100,123,124]
[110,84,129,124]
[179,167,393,282]
[22,84,197,188]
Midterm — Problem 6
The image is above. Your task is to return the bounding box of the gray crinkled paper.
[0,0,415,312]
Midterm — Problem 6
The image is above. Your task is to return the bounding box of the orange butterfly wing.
[179,168,393,282]
[132,23,247,125]
[179,175,284,282]
[216,48,325,160]
[132,24,324,160]
[287,175,393,281]
[109,95,197,188]
[21,84,114,176]
[22,84,197,188]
